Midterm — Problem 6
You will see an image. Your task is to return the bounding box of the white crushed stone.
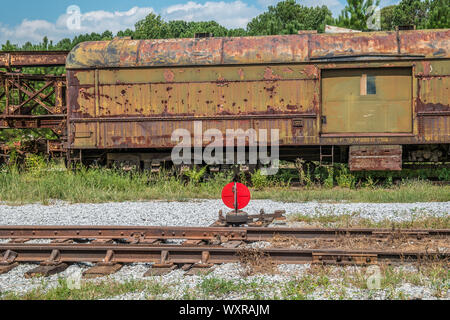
[0,200,448,226]
[0,200,448,300]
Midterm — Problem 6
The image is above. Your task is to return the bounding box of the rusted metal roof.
[0,51,69,68]
[66,29,449,69]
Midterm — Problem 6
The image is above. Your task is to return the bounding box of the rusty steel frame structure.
[0,51,69,155]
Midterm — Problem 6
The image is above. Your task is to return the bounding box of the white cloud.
[257,0,278,7]
[162,1,261,29]
[0,6,154,45]
[0,0,401,45]
[300,0,344,16]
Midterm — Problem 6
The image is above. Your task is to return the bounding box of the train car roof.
[66,29,450,69]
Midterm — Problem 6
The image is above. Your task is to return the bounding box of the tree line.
[2,0,449,52]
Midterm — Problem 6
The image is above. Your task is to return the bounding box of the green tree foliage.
[134,13,231,39]
[390,0,429,28]
[247,0,333,35]
[166,20,189,38]
[381,0,449,30]
[116,28,135,38]
[381,5,397,30]
[424,0,450,28]
[134,13,169,39]
[336,0,381,31]
[180,21,229,38]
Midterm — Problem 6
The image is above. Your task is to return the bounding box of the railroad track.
[0,242,447,278]
[0,225,448,242]
[0,225,448,278]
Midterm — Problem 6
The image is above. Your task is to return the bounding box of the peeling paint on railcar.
[66,30,449,69]
[65,30,450,151]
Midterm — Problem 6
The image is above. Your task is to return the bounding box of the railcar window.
[360,74,376,95]
[367,75,376,95]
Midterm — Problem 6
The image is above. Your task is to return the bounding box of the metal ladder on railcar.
[319,146,335,167]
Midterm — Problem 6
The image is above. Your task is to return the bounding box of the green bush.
[335,164,356,189]
[251,169,270,190]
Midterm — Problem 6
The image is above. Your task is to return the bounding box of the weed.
[250,169,270,190]
[295,159,314,188]
[2,278,157,300]
[238,248,278,276]
[289,211,449,229]
[280,275,329,300]
[199,278,240,297]
[335,164,356,189]
[323,166,334,189]
[0,160,447,204]
[437,168,450,181]
[184,166,207,184]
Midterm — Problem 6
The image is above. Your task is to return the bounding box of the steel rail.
[0,226,448,242]
[0,243,447,265]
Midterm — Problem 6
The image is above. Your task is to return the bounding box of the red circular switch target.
[221,182,251,210]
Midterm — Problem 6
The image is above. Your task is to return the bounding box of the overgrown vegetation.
[2,263,447,300]
[1,278,168,300]
[0,155,448,204]
[289,211,450,229]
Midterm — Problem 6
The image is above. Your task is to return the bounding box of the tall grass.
[0,166,233,204]
[0,157,448,204]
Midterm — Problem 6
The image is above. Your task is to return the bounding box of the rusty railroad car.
[65,29,450,171]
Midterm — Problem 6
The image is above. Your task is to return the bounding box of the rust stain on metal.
[164,69,175,82]
[58,29,450,154]
[263,67,282,80]
[66,30,449,69]
[417,99,450,112]
[303,65,318,77]
[238,68,245,80]
[0,51,68,68]
[349,145,403,171]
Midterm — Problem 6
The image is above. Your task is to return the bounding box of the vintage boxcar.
[65,29,449,171]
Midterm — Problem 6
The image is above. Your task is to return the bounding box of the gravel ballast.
[0,200,448,226]
[0,200,448,300]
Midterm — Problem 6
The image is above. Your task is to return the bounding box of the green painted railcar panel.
[322,68,412,134]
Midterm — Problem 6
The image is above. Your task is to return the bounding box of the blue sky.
[0,0,398,45]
